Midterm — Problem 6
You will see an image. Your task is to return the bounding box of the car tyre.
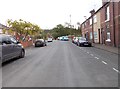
[89,44,92,47]
[20,49,25,58]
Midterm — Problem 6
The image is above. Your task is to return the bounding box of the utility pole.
[69,14,72,35]
[69,14,71,28]
[113,2,116,47]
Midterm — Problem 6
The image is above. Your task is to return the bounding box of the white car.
[47,38,53,42]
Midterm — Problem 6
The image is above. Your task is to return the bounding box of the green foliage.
[7,19,43,39]
[2,29,6,34]
[51,24,82,39]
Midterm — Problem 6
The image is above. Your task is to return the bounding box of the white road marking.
[113,68,120,73]
[90,54,94,56]
[102,61,108,65]
[94,57,99,59]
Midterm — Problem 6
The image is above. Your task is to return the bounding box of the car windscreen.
[79,37,86,41]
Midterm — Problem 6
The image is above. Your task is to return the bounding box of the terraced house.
[81,0,120,47]
[0,23,9,34]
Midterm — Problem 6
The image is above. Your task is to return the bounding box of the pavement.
[92,43,119,55]
[2,41,118,87]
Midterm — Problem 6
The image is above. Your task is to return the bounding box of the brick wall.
[100,2,119,47]
[21,41,33,48]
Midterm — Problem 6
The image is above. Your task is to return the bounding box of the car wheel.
[79,44,81,47]
[89,44,92,47]
[20,49,25,58]
[45,44,47,46]
[35,44,37,47]
[76,43,78,46]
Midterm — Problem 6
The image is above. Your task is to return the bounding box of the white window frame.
[94,15,97,23]
[105,6,110,22]
[90,18,92,25]
[106,32,111,42]
[94,31,98,40]
[90,32,93,40]
[82,24,84,29]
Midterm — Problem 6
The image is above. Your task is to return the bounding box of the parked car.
[77,37,92,47]
[58,36,61,40]
[62,36,69,41]
[0,34,25,63]
[47,37,53,42]
[35,39,47,47]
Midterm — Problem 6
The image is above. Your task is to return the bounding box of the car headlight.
[18,43,24,48]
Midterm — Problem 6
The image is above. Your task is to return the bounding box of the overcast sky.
[0,0,102,29]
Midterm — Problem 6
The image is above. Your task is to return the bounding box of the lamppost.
[69,14,72,36]
[69,14,72,29]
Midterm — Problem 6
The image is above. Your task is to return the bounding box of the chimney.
[90,9,95,16]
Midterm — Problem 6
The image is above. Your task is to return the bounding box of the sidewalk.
[92,43,119,55]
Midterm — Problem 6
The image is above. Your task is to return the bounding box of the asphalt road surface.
[2,40,119,87]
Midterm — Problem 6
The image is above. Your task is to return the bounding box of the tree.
[51,24,81,39]
[7,19,43,41]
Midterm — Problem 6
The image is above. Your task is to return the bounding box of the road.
[2,40,118,87]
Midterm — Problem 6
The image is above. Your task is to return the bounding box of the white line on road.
[90,54,94,56]
[102,61,108,65]
[113,68,120,73]
[94,57,99,59]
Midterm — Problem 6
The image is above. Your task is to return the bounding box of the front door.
[101,28,105,44]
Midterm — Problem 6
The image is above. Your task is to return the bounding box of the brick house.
[81,9,101,44]
[0,23,33,48]
[0,23,9,34]
[81,1,120,47]
[101,1,120,47]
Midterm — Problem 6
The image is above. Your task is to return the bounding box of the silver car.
[0,34,25,63]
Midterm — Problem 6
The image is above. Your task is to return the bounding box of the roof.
[0,23,9,29]
[81,2,110,25]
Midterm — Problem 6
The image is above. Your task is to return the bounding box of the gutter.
[113,2,116,47]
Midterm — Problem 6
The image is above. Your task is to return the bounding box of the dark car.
[77,37,92,47]
[0,34,25,63]
[35,39,47,47]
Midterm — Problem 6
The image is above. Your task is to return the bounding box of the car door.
[2,36,14,62]
[9,36,21,57]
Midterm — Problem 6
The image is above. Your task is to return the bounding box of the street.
[2,40,118,87]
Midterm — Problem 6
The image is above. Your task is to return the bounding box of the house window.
[94,31,98,39]
[82,24,84,29]
[90,32,92,39]
[90,18,92,25]
[84,22,86,28]
[106,32,111,42]
[94,15,97,23]
[105,6,110,21]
